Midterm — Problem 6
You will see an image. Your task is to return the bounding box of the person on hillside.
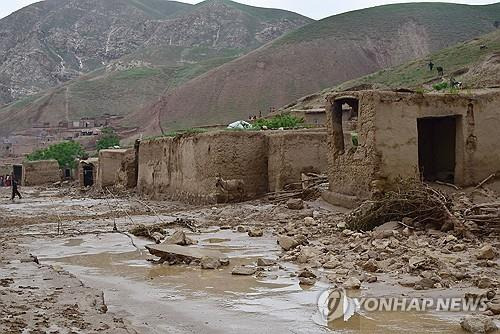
[0,176,4,187]
[11,176,22,201]
[428,61,434,71]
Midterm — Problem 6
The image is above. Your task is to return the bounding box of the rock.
[286,198,304,210]
[151,232,164,244]
[408,256,427,270]
[362,259,379,273]
[146,244,224,263]
[477,277,495,289]
[399,277,420,288]
[163,230,196,246]
[367,276,378,283]
[323,259,341,269]
[304,217,316,226]
[297,247,319,264]
[278,236,299,251]
[343,277,361,290]
[460,315,497,333]
[236,226,247,233]
[415,278,435,290]
[200,257,221,269]
[374,221,400,231]
[248,228,263,237]
[299,277,316,285]
[487,299,500,315]
[371,239,390,250]
[337,221,346,229]
[297,268,317,279]
[219,257,230,266]
[477,245,498,260]
[232,265,257,276]
[257,258,276,267]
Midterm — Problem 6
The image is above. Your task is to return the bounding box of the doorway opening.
[418,116,458,183]
[13,165,22,183]
[331,97,359,153]
[83,165,94,187]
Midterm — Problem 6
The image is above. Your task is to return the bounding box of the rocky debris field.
[0,184,499,333]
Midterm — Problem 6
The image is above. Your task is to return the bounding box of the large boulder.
[278,236,299,251]
[460,315,497,333]
[477,245,498,260]
[286,199,304,210]
[232,265,257,276]
[248,227,264,237]
[200,256,221,270]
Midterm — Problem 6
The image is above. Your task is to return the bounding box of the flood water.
[26,227,468,334]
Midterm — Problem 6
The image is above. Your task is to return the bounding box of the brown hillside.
[133,2,500,135]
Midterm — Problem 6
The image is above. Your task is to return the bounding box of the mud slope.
[133,2,500,134]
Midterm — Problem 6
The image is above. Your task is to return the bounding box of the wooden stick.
[474,173,496,190]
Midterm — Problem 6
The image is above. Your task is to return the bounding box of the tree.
[96,127,120,151]
[27,141,85,168]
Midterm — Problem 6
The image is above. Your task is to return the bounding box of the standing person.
[428,60,434,71]
[11,176,22,201]
[0,176,4,187]
[5,175,11,187]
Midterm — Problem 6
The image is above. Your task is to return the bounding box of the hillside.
[0,0,310,107]
[132,2,500,135]
[280,29,500,113]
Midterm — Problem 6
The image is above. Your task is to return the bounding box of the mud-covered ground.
[0,185,498,333]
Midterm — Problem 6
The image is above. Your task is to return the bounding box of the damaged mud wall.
[325,93,379,205]
[325,89,500,205]
[0,164,12,177]
[267,131,327,192]
[97,149,136,189]
[373,90,500,187]
[138,131,269,203]
[22,160,60,186]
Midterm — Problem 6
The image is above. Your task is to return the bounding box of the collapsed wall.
[22,160,60,186]
[0,165,12,177]
[267,131,327,192]
[138,131,268,203]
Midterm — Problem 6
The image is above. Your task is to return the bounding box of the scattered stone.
[304,217,316,226]
[278,236,299,251]
[257,258,276,267]
[163,230,196,246]
[200,257,221,270]
[408,256,427,270]
[286,198,304,210]
[248,227,264,237]
[414,278,435,290]
[297,268,317,279]
[232,265,257,276]
[146,244,224,263]
[323,259,341,269]
[236,226,247,233]
[477,245,498,260]
[487,298,500,315]
[460,315,497,334]
[367,276,378,283]
[362,259,379,273]
[372,239,390,250]
[343,277,361,290]
[477,277,495,289]
[151,232,164,244]
[297,247,319,264]
[299,277,316,286]
[374,221,400,231]
[219,257,230,266]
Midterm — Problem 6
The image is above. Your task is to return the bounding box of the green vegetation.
[96,127,120,151]
[432,82,449,91]
[26,141,85,168]
[253,114,304,129]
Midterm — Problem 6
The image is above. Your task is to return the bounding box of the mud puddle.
[26,228,466,333]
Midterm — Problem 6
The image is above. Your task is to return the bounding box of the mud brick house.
[137,130,327,204]
[22,160,61,186]
[323,89,500,208]
[97,149,136,189]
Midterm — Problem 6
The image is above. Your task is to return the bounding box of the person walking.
[11,176,22,201]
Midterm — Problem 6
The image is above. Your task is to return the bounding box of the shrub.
[253,114,304,129]
[432,82,449,91]
[96,127,120,151]
[27,141,85,168]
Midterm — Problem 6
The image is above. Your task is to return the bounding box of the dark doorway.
[331,97,359,153]
[418,116,457,183]
[83,165,94,187]
[64,168,71,179]
[13,165,22,183]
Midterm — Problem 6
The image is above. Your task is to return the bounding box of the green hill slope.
[281,29,500,113]
[133,2,500,135]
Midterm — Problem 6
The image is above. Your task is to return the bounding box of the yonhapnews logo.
[317,288,488,322]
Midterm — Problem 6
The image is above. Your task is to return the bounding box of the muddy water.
[26,228,467,334]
